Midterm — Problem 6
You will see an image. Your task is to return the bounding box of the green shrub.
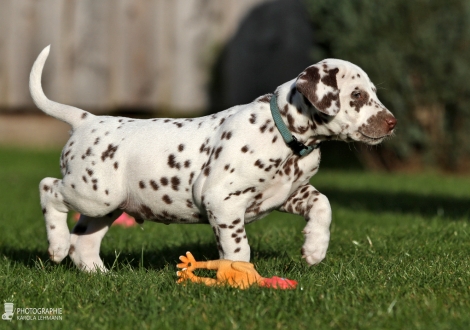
[306,0,470,170]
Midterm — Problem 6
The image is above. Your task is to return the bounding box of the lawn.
[0,147,469,329]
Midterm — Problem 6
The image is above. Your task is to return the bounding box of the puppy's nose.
[386,117,397,131]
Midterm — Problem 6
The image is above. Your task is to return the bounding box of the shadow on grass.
[102,242,220,271]
[322,188,470,220]
[1,242,282,272]
[102,242,282,271]
[1,246,61,268]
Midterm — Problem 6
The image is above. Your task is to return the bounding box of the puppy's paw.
[301,243,327,266]
[47,244,69,263]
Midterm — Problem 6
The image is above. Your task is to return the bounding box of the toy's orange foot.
[177,251,197,272]
[176,269,193,284]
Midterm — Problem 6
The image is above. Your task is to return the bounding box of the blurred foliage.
[305,0,470,170]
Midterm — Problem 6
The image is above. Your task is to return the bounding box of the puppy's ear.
[295,63,340,116]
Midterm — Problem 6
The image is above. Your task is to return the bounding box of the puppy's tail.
[29,45,94,129]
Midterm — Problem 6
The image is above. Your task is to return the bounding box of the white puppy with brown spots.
[30,46,396,271]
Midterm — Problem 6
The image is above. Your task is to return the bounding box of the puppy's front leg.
[204,193,250,262]
[279,184,332,265]
[211,217,250,262]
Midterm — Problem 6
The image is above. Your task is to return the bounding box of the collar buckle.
[287,135,310,156]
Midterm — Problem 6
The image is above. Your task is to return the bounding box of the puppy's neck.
[275,81,335,146]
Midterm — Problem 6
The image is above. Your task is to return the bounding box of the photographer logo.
[2,302,14,321]
[2,300,63,322]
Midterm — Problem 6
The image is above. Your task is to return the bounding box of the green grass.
[0,147,469,329]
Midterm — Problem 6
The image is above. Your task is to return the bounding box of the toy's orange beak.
[259,276,297,289]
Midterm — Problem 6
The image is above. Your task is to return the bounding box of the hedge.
[306,0,470,170]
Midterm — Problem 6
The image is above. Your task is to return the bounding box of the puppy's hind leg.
[69,210,122,272]
[39,178,71,263]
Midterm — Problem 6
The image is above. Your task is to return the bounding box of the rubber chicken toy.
[176,251,297,289]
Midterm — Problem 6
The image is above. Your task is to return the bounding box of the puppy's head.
[295,59,396,145]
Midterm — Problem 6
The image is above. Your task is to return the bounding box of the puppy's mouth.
[357,131,391,145]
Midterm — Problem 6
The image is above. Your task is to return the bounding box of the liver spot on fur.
[150,180,159,190]
[350,89,369,112]
[249,114,256,124]
[162,195,173,204]
[101,144,118,161]
[171,176,180,191]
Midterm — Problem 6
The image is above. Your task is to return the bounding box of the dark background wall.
[209,0,313,112]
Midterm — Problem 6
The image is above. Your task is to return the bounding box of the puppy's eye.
[352,91,361,99]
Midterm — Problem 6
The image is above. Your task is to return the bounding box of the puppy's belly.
[121,188,207,224]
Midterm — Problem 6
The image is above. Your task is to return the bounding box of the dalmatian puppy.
[30,46,396,272]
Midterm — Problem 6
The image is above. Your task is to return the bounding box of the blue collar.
[270,94,320,157]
